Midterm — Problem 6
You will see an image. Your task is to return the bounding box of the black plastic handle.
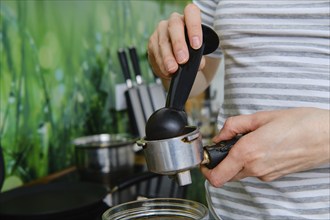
[165,24,219,111]
[128,47,142,78]
[204,136,240,169]
[165,28,205,110]
[117,49,132,86]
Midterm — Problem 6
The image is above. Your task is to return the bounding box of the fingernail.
[192,36,201,49]
[176,50,187,63]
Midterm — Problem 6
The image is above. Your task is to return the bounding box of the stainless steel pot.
[74,134,135,188]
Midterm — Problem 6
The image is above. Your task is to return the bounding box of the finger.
[148,51,170,80]
[200,150,244,187]
[148,30,170,79]
[184,3,202,49]
[214,111,280,143]
[229,169,249,182]
[168,12,189,64]
[213,114,256,142]
[157,20,179,74]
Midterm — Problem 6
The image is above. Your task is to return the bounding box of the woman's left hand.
[201,107,330,187]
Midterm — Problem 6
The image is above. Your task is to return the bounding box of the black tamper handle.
[204,136,240,169]
[165,24,219,110]
[165,28,205,110]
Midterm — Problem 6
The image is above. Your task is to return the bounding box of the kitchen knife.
[148,74,166,111]
[117,49,146,137]
[128,47,154,119]
[129,47,166,112]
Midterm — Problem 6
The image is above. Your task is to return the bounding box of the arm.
[201,107,330,187]
[190,57,220,97]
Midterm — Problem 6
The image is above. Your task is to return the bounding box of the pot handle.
[0,146,5,191]
[111,171,160,193]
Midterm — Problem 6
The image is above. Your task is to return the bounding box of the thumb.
[213,114,256,142]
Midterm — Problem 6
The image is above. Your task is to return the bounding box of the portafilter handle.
[175,136,241,185]
[202,136,240,169]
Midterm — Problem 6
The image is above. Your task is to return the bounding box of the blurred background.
[0,0,224,200]
[0,0,191,189]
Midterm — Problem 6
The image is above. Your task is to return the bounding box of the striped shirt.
[193,0,330,219]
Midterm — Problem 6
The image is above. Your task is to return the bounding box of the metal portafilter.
[140,25,239,186]
[137,127,240,186]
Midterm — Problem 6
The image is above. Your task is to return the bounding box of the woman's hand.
[147,3,204,80]
[201,107,330,187]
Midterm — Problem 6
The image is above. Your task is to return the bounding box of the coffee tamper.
[138,25,239,186]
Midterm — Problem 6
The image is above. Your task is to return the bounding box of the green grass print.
[0,0,187,186]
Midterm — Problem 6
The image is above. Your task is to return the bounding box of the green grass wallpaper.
[0,0,188,190]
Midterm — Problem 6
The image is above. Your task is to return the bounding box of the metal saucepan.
[73,134,136,188]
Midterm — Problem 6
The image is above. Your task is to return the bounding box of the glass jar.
[102,198,209,220]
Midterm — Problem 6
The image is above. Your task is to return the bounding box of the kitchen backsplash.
[0,0,187,189]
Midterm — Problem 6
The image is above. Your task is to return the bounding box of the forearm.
[161,57,221,97]
[314,108,330,164]
[161,71,211,96]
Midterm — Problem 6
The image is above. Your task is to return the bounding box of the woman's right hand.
[147,3,204,80]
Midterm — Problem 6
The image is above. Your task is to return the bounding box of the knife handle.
[117,49,133,87]
[128,47,143,80]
